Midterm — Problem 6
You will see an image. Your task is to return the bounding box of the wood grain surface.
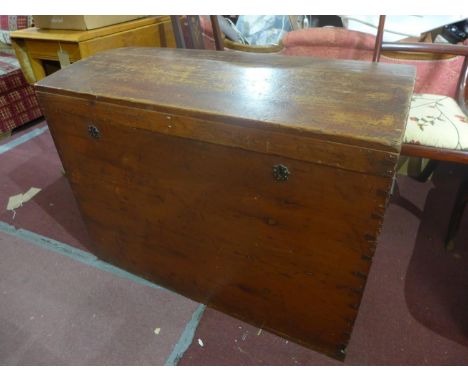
[11,18,175,84]
[36,92,399,178]
[10,17,167,42]
[36,47,415,153]
[36,48,415,360]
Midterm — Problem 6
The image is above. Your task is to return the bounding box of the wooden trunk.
[35,48,415,360]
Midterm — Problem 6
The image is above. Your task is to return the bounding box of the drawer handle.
[88,124,101,139]
[272,164,290,181]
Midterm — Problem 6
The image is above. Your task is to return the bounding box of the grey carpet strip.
[0,125,48,155]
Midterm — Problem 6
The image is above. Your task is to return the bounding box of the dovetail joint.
[352,271,367,280]
[350,287,363,295]
[364,234,376,242]
[344,317,355,326]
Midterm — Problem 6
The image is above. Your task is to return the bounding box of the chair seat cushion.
[404,94,468,151]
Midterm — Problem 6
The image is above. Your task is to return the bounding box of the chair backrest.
[282,27,376,60]
[281,23,468,102]
[374,15,468,114]
[171,16,224,51]
[173,16,468,113]
[371,16,468,163]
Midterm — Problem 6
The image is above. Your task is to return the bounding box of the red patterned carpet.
[1,120,467,365]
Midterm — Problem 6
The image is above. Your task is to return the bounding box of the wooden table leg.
[29,57,47,82]
[11,39,37,83]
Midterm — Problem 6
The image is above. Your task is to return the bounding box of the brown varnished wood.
[35,48,415,360]
[402,143,468,164]
[39,93,392,359]
[209,15,224,51]
[381,50,458,61]
[456,56,468,115]
[372,15,386,62]
[36,92,398,178]
[382,42,468,57]
[170,16,185,48]
[36,47,415,154]
[224,38,283,53]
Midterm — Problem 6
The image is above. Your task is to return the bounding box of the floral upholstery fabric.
[405,94,468,151]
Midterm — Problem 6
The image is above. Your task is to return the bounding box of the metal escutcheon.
[272,164,290,181]
[88,124,101,139]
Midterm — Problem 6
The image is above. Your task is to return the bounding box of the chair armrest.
[382,42,468,57]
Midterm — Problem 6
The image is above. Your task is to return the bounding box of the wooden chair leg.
[413,159,439,182]
[417,159,439,182]
[445,174,468,251]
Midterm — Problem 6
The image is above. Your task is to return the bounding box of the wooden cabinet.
[35,48,415,360]
[10,16,175,83]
